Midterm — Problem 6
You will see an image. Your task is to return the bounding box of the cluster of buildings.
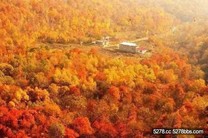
[93,36,150,54]
[92,36,110,47]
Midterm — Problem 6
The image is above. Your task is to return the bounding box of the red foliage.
[70,86,81,96]
[108,86,120,100]
[77,70,87,80]
[115,122,132,137]
[70,48,82,54]
[95,72,106,81]
[65,128,79,138]
[87,99,97,112]
[0,106,49,137]
[93,119,118,137]
[89,48,99,55]
[73,117,94,135]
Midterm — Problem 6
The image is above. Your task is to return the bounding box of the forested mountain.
[0,0,176,46]
[0,0,208,137]
[139,0,208,21]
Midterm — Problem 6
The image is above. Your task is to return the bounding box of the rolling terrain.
[0,0,208,137]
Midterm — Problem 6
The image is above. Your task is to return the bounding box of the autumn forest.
[0,0,208,137]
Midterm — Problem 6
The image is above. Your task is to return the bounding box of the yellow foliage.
[8,101,15,108]
[44,101,61,116]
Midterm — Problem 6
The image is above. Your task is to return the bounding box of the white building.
[119,42,138,53]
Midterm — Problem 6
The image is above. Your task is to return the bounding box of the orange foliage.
[0,0,208,137]
[108,86,120,100]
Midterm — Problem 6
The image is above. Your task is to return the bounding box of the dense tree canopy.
[0,0,208,137]
[0,47,206,137]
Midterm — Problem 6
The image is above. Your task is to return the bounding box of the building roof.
[120,42,137,47]
[96,40,104,43]
[137,47,147,51]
